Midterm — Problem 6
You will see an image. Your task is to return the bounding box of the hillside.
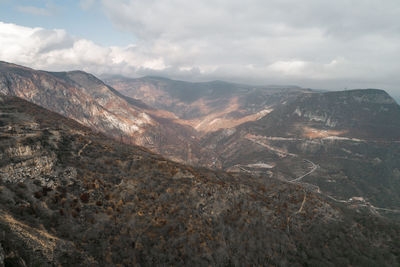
[0,61,213,165]
[202,90,400,209]
[1,94,400,266]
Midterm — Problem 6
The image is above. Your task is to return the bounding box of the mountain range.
[1,94,400,266]
[0,61,215,166]
[1,61,400,265]
[105,76,309,133]
[109,74,400,210]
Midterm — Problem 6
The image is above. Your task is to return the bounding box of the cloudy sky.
[0,0,399,99]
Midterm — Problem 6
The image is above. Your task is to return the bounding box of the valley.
[108,75,400,212]
[1,0,399,265]
[2,62,400,212]
[105,76,308,134]
[1,62,400,265]
[1,94,400,266]
[0,62,214,166]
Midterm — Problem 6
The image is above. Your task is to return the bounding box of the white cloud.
[268,61,308,76]
[0,22,166,76]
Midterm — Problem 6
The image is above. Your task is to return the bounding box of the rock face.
[105,76,308,133]
[251,89,400,140]
[0,61,212,165]
[1,95,399,266]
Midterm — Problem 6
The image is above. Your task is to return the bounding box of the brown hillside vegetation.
[1,95,399,266]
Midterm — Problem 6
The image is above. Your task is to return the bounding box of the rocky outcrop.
[254,89,400,140]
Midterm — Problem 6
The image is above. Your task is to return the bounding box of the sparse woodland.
[0,96,399,266]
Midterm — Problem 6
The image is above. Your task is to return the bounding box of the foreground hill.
[0,61,213,165]
[1,95,399,266]
[105,76,309,133]
[202,89,400,209]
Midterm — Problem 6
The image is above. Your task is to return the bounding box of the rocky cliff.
[251,89,400,140]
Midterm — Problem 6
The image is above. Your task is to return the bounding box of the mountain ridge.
[105,75,309,133]
[103,74,304,88]
[0,61,214,166]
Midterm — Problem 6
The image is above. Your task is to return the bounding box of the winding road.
[290,159,318,182]
[245,135,400,215]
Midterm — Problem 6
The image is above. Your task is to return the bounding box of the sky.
[0,0,399,100]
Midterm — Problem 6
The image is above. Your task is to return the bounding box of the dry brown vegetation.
[0,95,399,266]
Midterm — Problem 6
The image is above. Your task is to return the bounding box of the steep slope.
[1,95,400,266]
[202,89,400,209]
[105,76,308,133]
[251,89,400,140]
[0,61,212,165]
